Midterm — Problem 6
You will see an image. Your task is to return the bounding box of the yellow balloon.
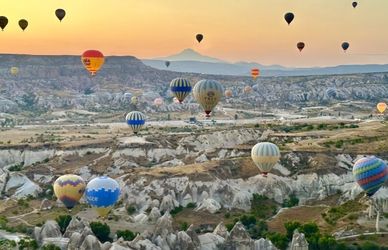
[10,67,19,76]
[377,102,387,113]
[193,80,223,117]
[53,174,86,209]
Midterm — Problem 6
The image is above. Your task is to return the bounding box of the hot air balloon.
[377,102,387,114]
[10,67,19,76]
[251,68,260,80]
[18,19,28,31]
[326,88,337,98]
[353,156,388,197]
[154,98,164,107]
[55,9,66,22]
[131,96,138,105]
[251,142,280,177]
[284,12,294,25]
[244,86,252,94]
[342,42,350,52]
[173,97,180,104]
[352,2,358,8]
[53,175,86,209]
[81,50,105,76]
[193,79,223,117]
[85,176,120,217]
[225,89,233,98]
[196,34,203,43]
[126,111,145,134]
[165,61,170,67]
[0,16,8,31]
[297,42,305,52]
[123,92,132,102]
[170,78,192,104]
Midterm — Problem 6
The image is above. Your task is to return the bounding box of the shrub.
[41,244,61,250]
[126,206,136,215]
[267,232,288,250]
[56,215,72,234]
[282,194,299,208]
[90,222,111,243]
[186,203,196,209]
[180,222,189,231]
[170,206,184,216]
[116,230,136,241]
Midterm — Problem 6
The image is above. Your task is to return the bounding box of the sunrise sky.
[1,0,388,67]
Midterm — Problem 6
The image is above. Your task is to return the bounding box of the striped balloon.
[85,176,121,217]
[170,78,192,103]
[326,88,337,98]
[193,79,223,117]
[126,111,145,134]
[251,68,260,80]
[353,156,388,197]
[251,142,280,177]
[53,175,86,209]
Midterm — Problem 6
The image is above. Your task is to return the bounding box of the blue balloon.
[85,176,120,216]
[126,111,145,134]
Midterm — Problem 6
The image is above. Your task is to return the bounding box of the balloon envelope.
[251,68,260,79]
[53,175,86,209]
[81,50,105,76]
[244,86,252,94]
[196,34,203,43]
[170,78,192,103]
[154,98,164,107]
[19,19,28,31]
[251,142,280,176]
[342,42,350,51]
[55,9,66,22]
[352,2,358,8]
[284,12,294,25]
[126,111,145,134]
[193,80,223,117]
[353,156,388,196]
[165,61,170,67]
[85,176,120,217]
[0,16,8,31]
[10,67,19,76]
[377,102,387,113]
[297,42,305,52]
[225,89,233,98]
[131,96,138,105]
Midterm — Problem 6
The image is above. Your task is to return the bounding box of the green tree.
[41,244,61,250]
[266,232,288,250]
[90,222,111,243]
[284,221,301,240]
[55,215,72,234]
[116,230,136,241]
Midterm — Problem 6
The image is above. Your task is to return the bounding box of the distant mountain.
[143,49,388,77]
[154,48,225,63]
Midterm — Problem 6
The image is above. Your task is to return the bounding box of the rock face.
[5,172,42,198]
[153,212,173,239]
[226,222,254,250]
[40,198,52,211]
[290,229,309,250]
[34,220,62,243]
[80,235,101,250]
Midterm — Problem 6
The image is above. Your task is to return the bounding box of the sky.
[1,0,388,67]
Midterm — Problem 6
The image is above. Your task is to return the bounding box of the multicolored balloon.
[377,102,387,114]
[85,176,121,217]
[251,68,260,80]
[193,79,223,117]
[81,50,105,76]
[170,78,192,104]
[126,111,145,134]
[251,142,280,177]
[353,156,388,197]
[10,67,19,76]
[53,175,86,209]
[154,98,164,107]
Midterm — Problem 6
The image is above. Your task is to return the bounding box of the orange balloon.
[377,102,387,114]
[81,50,105,76]
[225,89,233,98]
[251,68,260,80]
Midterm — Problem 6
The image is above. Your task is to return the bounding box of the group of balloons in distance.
[0,9,66,31]
[251,142,388,198]
[284,2,358,53]
[53,175,120,217]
